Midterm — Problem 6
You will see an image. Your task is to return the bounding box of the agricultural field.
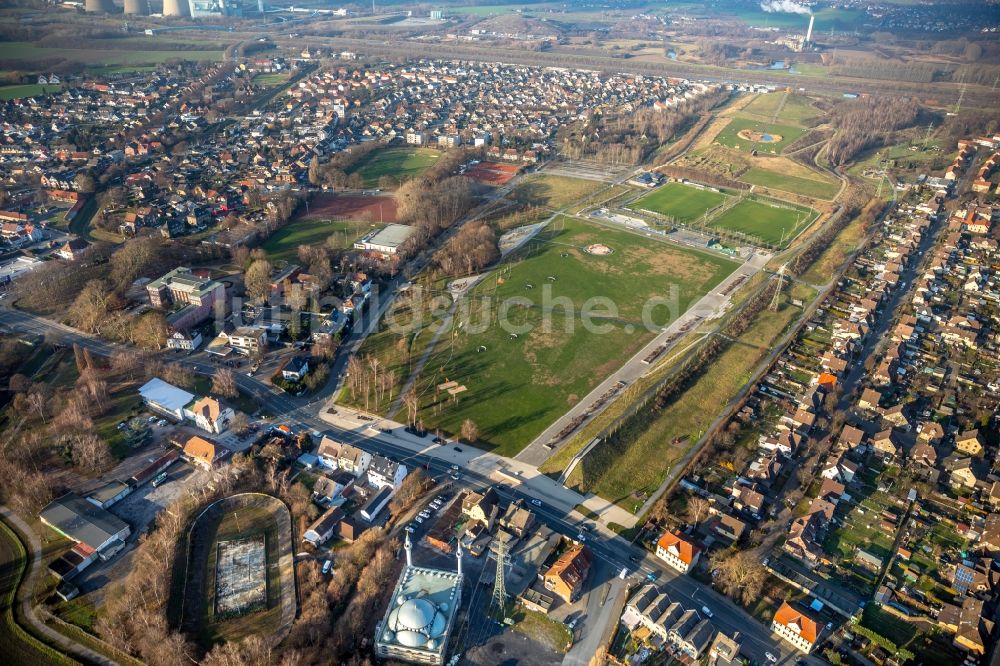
[262,218,383,262]
[0,521,69,666]
[715,117,807,153]
[348,146,441,188]
[630,182,728,223]
[0,41,224,67]
[708,198,816,247]
[510,174,605,209]
[740,167,840,200]
[404,216,738,456]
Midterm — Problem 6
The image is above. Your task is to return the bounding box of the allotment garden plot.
[409,216,738,456]
[630,182,728,223]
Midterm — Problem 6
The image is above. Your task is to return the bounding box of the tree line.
[826,96,921,166]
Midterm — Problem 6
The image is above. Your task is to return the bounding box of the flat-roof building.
[354,224,415,256]
[139,377,195,420]
[40,493,131,558]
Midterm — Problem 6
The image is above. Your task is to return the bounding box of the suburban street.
[0,305,822,665]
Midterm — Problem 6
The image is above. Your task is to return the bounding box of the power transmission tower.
[954,82,967,115]
[923,123,934,149]
[770,264,786,311]
[491,537,509,614]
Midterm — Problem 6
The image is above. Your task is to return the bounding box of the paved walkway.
[1,506,118,666]
[514,249,771,467]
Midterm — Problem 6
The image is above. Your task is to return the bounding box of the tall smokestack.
[258,0,264,14]
[806,14,815,43]
[124,0,150,15]
[162,0,190,16]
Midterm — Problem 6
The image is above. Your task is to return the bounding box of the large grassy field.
[740,167,840,200]
[567,287,810,509]
[715,117,807,153]
[348,146,441,188]
[631,182,728,222]
[739,93,818,125]
[262,218,382,262]
[0,84,63,101]
[709,198,816,246]
[405,216,738,456]
[510,174,605,209]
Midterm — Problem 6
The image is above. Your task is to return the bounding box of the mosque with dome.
[374,533,464,665]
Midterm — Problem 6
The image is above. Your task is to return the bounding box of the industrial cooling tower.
[162,0,191,16]
[124,0,151,15]
[84,0,117,12]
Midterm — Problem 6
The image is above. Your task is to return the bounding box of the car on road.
[700,606,714,619]
[450,464,459,471]
[450,473,460,480]
[576,533,586,543]
[432,437,444,444]
[765,652,777,663]
[405,525,415,533]
[629,554,642,563]
[453,446,462,452]
[645,571,659,581]
[530,499,542,507]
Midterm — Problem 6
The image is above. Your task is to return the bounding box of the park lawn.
[709,198,815,247]
[0,41,223,67]
[800,210,867,285]
[348,146,441,188]
[740,167,840,200]
[0,84,63,100]
[566,292,804,510]
[631,182,728,223]
[739,92,818,125]
[408,216,738,456]
[510,174,605,209]
[262,218,382,262]
[715,117,807,153]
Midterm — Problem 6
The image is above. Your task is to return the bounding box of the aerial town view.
[0,1,998,665]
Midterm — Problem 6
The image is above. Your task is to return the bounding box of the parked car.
[453,446,462,452]
[322,560,332,575]
[700,606,714,619]
[415,516,424,524]
[765,652,777,663]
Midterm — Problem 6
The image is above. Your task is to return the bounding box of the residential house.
[543,544,591,603]
[872,429,900,459]
[713,513,748,543]
[226,327,267,355]
[182,435,226,468]
[56,238,89,260]
[944,455,978,489]
[367,455,407,490]
[954,597,993,655]
[784,512,825,567]
[708,631,743,666]
[304,506,345,546]
[184,396,233,435]
[771,602,821,653]
[955,430,984,457]
[166,329,203,350]
[655,531,701,574]
[462,488,500,531]
[858,388,882,411]
[312,472,354,504]
[731,483,766,517]
[911,441,938,467]
[498,501,535,539]
[316,437,371,475]
[282,356,310,382]
[838,424,866,451]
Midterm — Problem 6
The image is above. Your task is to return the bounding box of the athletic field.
[631,182,728,222]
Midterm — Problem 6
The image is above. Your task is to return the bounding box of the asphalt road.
[0,307,821,665]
